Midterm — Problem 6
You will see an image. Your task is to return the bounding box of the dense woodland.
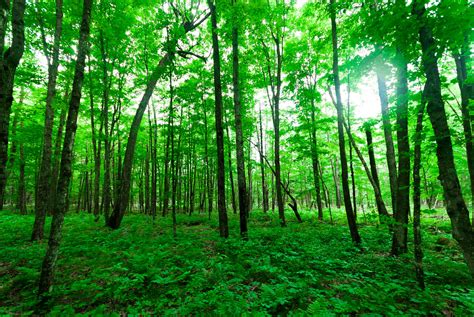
[0,0,473,315]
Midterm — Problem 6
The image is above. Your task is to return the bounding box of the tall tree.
[231,0,248,238]
[32,0,64,241]
[38,0,92,296]
[329,0,361,244]
[392,50,411,255]
[208,0,228,238]
[106,9,210,229]
[412,0,474,275]
[0,0,26,210]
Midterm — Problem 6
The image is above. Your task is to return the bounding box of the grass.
[0,208,473,316]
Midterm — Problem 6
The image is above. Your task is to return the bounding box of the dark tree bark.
[7,112,17,206]
[208,0,228,238]
[162,72,173,217]
[99,33,114,221]
[48,104,67,213]
[225,125,237,215]
[347,80,357,219]
[328,89,390,225]
[0,0,26,210]
[107,12,210,229]
[257,105,269,213]
[88,63,102,219]
[231,2,248,237]
[413,89,427,290]
[364,124,389,220]
[330,156,341,208]
[310,100,323,220]
[17,121,26,214]
[330,0,361,244]
[392,53,411,255]
[412,0,474,276]
[38,0,92,296]
[33,0,63,240]
[454,45,474,221]
[375,53,398,214]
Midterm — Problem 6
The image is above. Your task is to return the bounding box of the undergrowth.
[0,209,472,316]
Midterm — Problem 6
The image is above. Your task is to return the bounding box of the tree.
[208,0,228,238]
[412,0,474,275]
[329,0,361,244]
[231,0,248,239]
[38,0,92,296]
[0,0,26,210]
[32,0,64,241]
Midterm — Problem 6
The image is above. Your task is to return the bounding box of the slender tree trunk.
[375,52,398,214]
[17,122,26,214]
[208,0,228,238]
[100,33,113,222]
[413,90,426,290]
[88,65,102,219]
[162,72,173,217]
[49,105,67,213]
[364,124,389,220]
[258,105,268,213]
[0,0,26,210]
[392,53,411,255]
[413,0,474,276]
[225,125,237,215]
[310,100,323,220]
[330,157,341,208]
[33,0,63,240]
[454,50,474,222]
[347,83,357,219]
[38,0,92,296]
[330,0,361,244]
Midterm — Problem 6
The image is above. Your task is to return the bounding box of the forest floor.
[0,209,473,316]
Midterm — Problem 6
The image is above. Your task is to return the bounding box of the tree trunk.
[38,0,92,296]
[375,52,398,214]
[364,124,389,220]
[330,0,361,244]
[107,12,210,229]
[258,105,268,213]
[413,89,426,290]
[225,124,237,215]
[392,53,410,255]
[208,0,228,238]
[413,0,474,276]
[17,122,26,214]
[310,100,323,220]
[0,0,26,210]
[330,157,341,209]
[454,50,474,222]
[49,105,67,214]
[33,0,63,240]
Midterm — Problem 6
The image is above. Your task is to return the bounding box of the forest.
[0,0,473,315]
